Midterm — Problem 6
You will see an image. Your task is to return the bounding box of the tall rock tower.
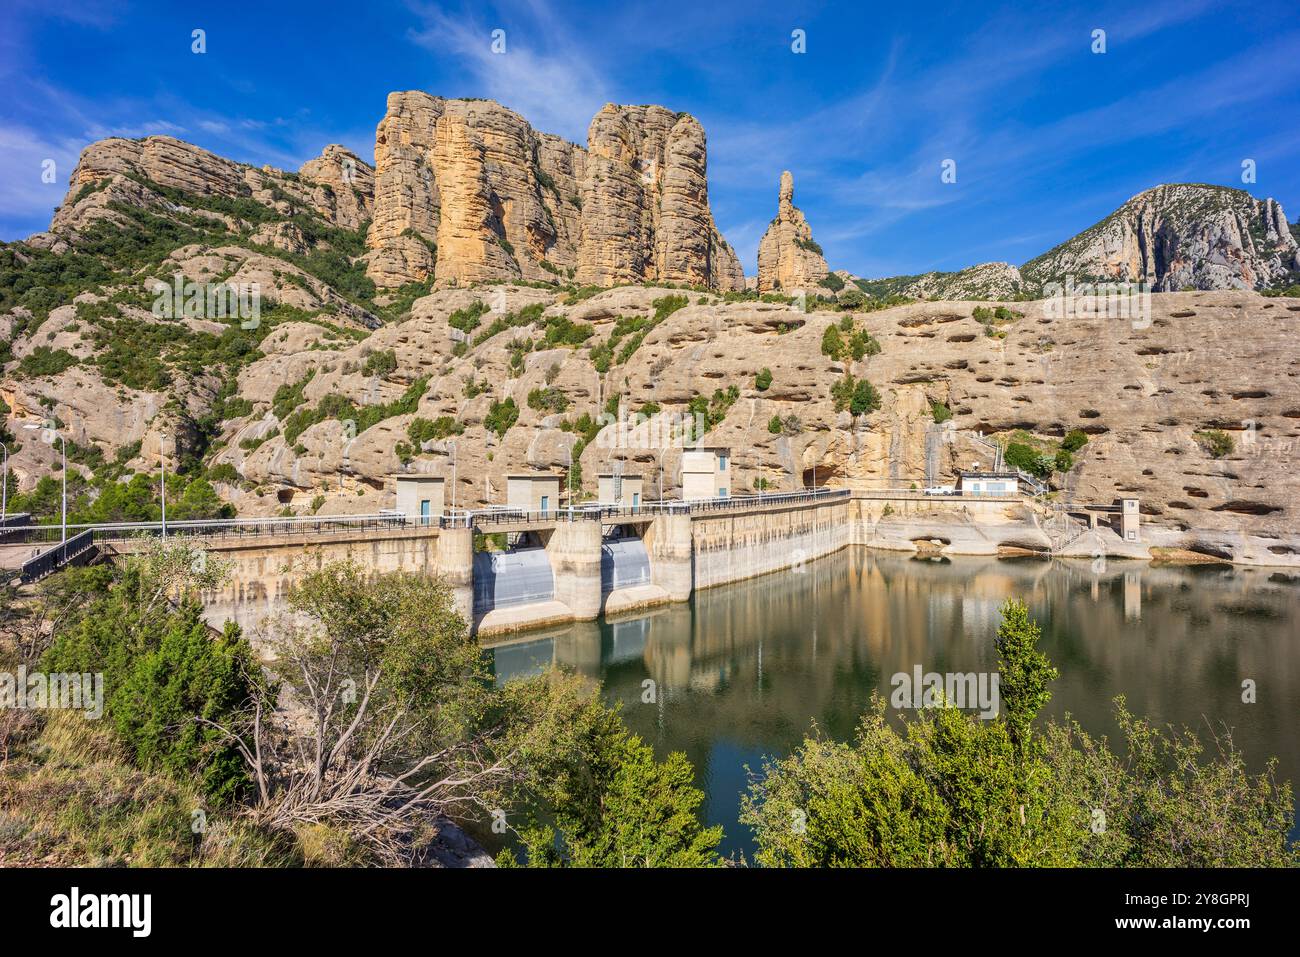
[364,93,744,291]
[756,170,829,293]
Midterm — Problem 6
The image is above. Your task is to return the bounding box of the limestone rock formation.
[365,93,742,291]
[49,135,375,238]
[1021,184,1300,292]
[756,171,829,293]
[298,144,376,231]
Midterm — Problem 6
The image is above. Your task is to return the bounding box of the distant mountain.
[851,262,1026,301]
[852,184,1300,300]
[1021,184,1300,292]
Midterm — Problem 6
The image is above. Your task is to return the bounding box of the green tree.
[503,703,722,868]
[43,541,261,804]
[850,378,881,415]
[755,367,773,391]
[821,324,845,360]
[994,599,1058,752]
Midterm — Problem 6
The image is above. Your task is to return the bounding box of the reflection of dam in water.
[484,547,1300,857]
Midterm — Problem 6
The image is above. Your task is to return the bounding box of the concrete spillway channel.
[473,524,670,637]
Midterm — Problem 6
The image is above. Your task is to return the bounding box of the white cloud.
[406,0,611,141]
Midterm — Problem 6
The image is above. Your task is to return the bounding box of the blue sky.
[2,0,1298,278]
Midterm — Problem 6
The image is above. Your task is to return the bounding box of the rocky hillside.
[366,93,743,291]
[853,262,1027,301]
[1021,184,1300,292]
[2,93,1300,566]
[756,171,828,293]
[854,184,1299,301]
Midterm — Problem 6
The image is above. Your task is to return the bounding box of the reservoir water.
[487,548,1300,857]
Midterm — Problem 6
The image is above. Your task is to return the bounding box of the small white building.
[954,470,1020,497]
[681,447,730,501]
[598,472,644,508]
[506,473,562,513]
[393,474,445,525]
[1120,498,1141,541]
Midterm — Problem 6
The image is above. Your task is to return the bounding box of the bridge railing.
[5,513,410,545]
[677,487,849,513]
[19,529,96,584]
[441,488,848,527]
[850,488,1027,501]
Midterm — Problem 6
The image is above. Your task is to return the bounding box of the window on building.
[718,454,728,471]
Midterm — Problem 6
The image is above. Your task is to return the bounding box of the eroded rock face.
[298,144,376,231]
[51,136,376,237]
[1021,184,1300,292]
[756,171,829,293]
[365,94,742,291]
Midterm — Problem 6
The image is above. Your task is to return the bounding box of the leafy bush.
[768,415,783,434]
[1060,429,1089,453]
[741,599,1298,867]
[362,349,398,378]
[930,401,952,423]
[848,329,881,359]
[448,300,490,334]
[819,273,845,292]
[407,416,463,444]
[1195,429,1234,458]
[485,397,519,437]
[43,551,265,805]
[527,387,569,414]
[821,325,845,360]
[755,368,773,391]
[1004,441,1051,478]
[17,346,78,378]
[850,378,881,415]
[838,289,866,311]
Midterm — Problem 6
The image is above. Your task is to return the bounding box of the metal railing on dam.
[5,489,852,583]
[442,487,849,528]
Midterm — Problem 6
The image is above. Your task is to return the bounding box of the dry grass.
[0,712,297,867]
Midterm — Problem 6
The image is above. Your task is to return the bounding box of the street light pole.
[448,440,457,512]
[24,424,65,541]
[160,433,168,539]
[1,441,8,524]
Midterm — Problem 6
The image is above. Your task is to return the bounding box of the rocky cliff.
[756,171,829,293]
[365,93,743,291]
[1020,184,1300,292]
[44,135,374,242]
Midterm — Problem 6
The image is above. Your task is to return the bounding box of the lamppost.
[1,440,8,524]
[160,433,169,539]
[24,423,65,542]
[448,439,457,513]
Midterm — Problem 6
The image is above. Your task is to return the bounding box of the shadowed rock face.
[756,171,829,294]
[365,93,743,292]
[1021,184,1300,292]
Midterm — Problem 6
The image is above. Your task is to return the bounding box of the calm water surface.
[487,549,1300,857]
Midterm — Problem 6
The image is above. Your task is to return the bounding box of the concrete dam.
[186,490,851,638]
